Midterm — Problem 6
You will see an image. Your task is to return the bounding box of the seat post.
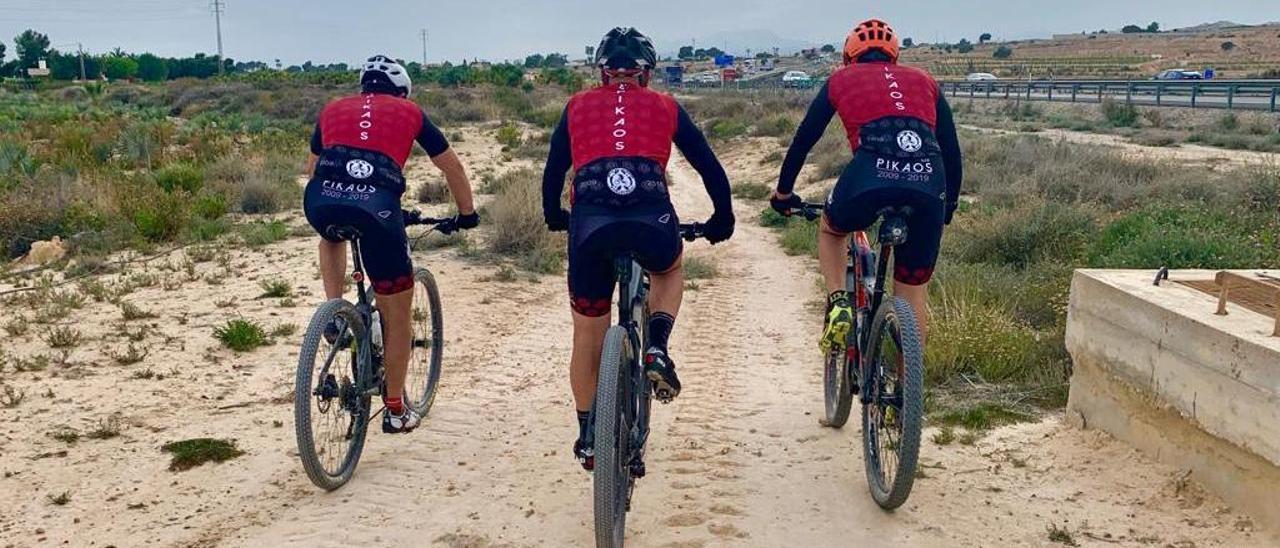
[350,237,368,301]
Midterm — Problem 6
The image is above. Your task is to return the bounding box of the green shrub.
[683,256,718,280]
[257,279,293,299]
[752,116,796,137]
[162,438,244,471]
[951,201,1097,269]
[495,122,523,150]
[1088,205,1280,269]
[732,182,772,200]
[239,220,289,247]
[931,402,1034,431]
[1217,112,1240,132]
[213,319,269,352]
[705,118,750,141]
[1100,99,1138,127]
[152,163,204,194]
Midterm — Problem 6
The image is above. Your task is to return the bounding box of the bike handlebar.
[679,223,706,242]
[787,202,825,222]
[403,209,459,234]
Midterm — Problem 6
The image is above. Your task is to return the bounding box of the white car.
[778,71,808,88]
[965,72,998,81]
[690,72,721,84]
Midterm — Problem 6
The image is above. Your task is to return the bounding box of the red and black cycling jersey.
[777,61,963,217]
[310,93,450,170]
[541,82,731,214]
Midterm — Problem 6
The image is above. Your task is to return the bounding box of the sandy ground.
[0,127,1275,548]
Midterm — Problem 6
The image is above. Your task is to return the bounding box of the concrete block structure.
[1066,269,1280,528]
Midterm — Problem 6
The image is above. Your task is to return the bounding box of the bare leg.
[375,288,414,402]
[818,218,850,294]
[318,239,347,299]
[570,312,611,412]
[647,258,684,318]
[893,281,929,343]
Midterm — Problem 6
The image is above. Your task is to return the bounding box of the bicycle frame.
[613,254,652,475]
[346,237,381,399]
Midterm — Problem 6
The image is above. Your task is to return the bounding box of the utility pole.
[211,0,226,75]
[77,43,86,81]
[420,29,428,65]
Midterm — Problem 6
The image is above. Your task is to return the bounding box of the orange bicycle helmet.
[843,19,900,64]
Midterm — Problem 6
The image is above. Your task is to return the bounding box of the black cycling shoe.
[644,347,681,403]
[573,438,595,471]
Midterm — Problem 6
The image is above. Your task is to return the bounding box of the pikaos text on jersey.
[612,84,630,152]
[882,65,907,112]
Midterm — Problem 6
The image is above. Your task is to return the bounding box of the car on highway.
[782,70,814,88]
[965,72,998,81]
[688,71,722,86]
[1153,69,1204,80]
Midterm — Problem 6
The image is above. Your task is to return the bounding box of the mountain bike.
[593,222,706,548]
[790,202,924,510]
[294,210,453,491]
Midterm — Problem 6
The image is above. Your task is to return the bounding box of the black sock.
[647,312,675,351]
[576,410,590,441]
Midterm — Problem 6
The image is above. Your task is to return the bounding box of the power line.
[420,28,428,65]
[210,0,224,75]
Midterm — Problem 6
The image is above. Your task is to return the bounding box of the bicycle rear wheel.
[594,325,633,548]
[861,297,924,510]
[406,267,444,416]
[295,299,371,491]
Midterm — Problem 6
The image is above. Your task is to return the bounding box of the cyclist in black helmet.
[542,27,736,470]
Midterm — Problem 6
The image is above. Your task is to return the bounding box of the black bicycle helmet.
[595,27,657,70]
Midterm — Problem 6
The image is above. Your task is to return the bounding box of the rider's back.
[826,62,940,150]
[317,93,425,168]
[565,83,679,171]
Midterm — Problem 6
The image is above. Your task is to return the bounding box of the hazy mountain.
[1173,20,1247,32]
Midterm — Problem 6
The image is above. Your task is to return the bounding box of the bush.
[152,163,204,193]
[1088,204,1280,269]
[951,201,1097,269]
[485,168,564,273]
[705,118,750,141]
[732,182,772,200]
[162,438,244,471]
[752,116,795,138]
[213,319,269,352]
[239,220,290,247]
[495,122,523,150]
[1100,99,1138,127]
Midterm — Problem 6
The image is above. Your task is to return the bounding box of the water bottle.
[370,310,384,351]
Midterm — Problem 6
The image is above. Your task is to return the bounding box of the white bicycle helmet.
[360,55,412,97]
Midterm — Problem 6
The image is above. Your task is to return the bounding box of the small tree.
[678,46,694,59]
[1121,25,1144,34]
[523,53,543,68]
[993,45,1014,59]
[14,29,50,68]
[0,42,6,64]
[903,37,915,48]
[1147,22,1160,33]
[956,39,974,54]
[136,53,168,81]
[1221,41,1236,52]
[979,33,992,44]
[820,44,836,53]
[101,55,138,80]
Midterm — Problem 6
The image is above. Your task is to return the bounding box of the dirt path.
[962,124,1279,170]
[0,135,1274,547]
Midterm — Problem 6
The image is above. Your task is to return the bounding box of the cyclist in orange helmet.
[771,18,963,349]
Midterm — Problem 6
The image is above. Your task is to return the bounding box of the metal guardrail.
[940,79,1280,112]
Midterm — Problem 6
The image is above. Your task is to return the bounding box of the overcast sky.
[0,0,1275,65]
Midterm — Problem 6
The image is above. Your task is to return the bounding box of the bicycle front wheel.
[406,267,444,417]
[861,297,925,510]
[594,325,633,548]
[823,347,854,428]
[295,299,371,491]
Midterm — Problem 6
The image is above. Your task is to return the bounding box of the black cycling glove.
[702,210,735,244]
[770,193,804,216]
[545,208,570,232]
[456,211,480,230]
